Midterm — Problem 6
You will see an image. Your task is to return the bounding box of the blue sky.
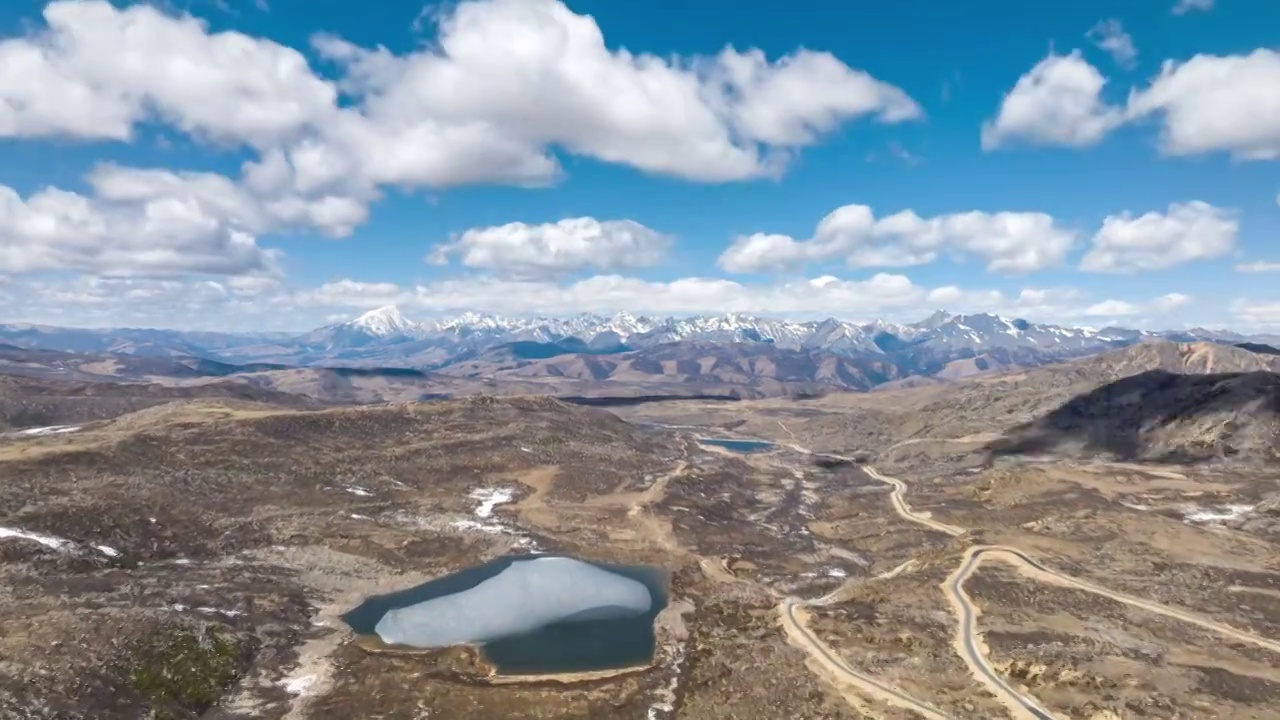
[0,0,1277,331]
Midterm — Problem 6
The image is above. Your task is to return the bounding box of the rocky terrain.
[0,397,705,719]
[2,339,1279,719]
[616,340,1280,719]
[633,340,1280,466]
[0,374,322,432]
[989,368,1280,463]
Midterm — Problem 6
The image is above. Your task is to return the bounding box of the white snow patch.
[343,485,373,497]
[451,486,540,548]
[1183,504,1254,524]
[519,446,532,453]
[513,536,542,553]
[168,603,244,618]
[470,487,515,518]
[196,606,246,618]
[449,518,508,535]
[0,526,72,551]
[173,558,193,565]
[825,567,848,578]
[647,640,688,720]
[348,513,371,520]
[282,673,316,696]
[13,425,81,437]
[93,544,120,557]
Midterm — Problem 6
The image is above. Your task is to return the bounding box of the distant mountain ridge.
[3,307,1278,392]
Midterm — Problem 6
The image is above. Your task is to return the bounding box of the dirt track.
[777,448,1280,720]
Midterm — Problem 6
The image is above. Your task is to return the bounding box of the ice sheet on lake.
[375,556,652,648]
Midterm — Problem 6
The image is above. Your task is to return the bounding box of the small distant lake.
[342,555,667,676]
[698,437,774,453]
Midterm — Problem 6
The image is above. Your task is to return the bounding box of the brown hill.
[988,369,1280,463]
[0,374,321,431]
[436,342,902,395]
[933,353,1019,380]
[898,341,1280,439]
[0,344,286,383]
[202,367,460,404]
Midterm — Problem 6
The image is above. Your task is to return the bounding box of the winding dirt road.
[773,436,1280,720]
[779,560,952,720]
[943,548,1060,720]
[771,431,960,718]
[949,545,1280,654]
[869,461,1280,720]
[860,465,966,538]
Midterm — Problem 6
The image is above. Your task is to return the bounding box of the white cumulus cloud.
[0,160,374,278]
[0,0,336,146]
[1084,293,1192,318]
[310,0,921,185]
[4,271,1215,332]
[1171,0,1214,15]
[1126,50,1280,160]
[985,47,1280,161]
[288,274,1113,326]
[1237,261,1280,273]
[0,0,919,187]
[9,275,282,329]
[981,51,1124,149]
[0,0,924,280]
[1083,299,1141,317]
[1080,201,1238,273]
[0,183,280,278]
[718,205,1077,274]
[1231,298,1280,327]
[88,164,370,238]
[1087,19,1138,69]
[1153,292,1194,311]
[428,218,672,278]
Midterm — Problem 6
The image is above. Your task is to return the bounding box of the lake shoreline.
[341,554,670,678]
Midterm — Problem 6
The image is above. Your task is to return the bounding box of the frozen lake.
[342,555,667,675]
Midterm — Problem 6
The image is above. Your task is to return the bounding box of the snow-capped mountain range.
[2,305,1276,379]
[307,304,1246,357]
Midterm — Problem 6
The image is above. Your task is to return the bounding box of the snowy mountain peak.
[916,310,953,330]
[436,312,510,332]
[351,305,418,337]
